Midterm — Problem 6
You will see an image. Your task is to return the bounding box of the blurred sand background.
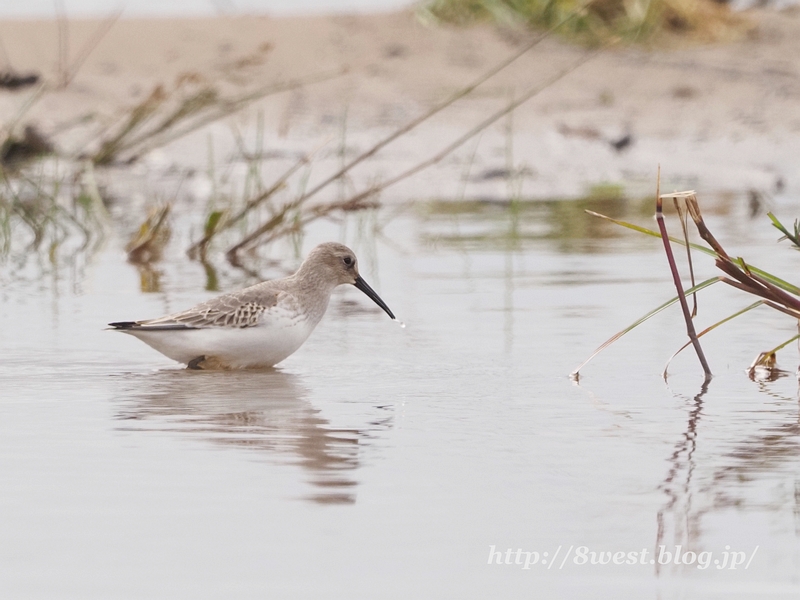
[1,7,799,203]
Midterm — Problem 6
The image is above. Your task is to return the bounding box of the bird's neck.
[288,270,338,323]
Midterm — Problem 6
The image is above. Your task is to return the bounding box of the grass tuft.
[420,0,751,45]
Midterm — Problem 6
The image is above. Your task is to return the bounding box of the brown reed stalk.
[222,6,589,258]
[226,45,606,259]
[655,184,712,378]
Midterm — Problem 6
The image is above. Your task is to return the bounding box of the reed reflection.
[656,380,708,576]
[656,377,800,575]
[710,382,800,515]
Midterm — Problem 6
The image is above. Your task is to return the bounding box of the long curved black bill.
[354,275,395,320]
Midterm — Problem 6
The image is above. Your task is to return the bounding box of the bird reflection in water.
[113,369,389,505]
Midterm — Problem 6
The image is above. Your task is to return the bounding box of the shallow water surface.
[1,195,800,598]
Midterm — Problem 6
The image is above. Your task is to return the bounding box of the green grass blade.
[766,333,800,355]
[586,210,800,296]
[571,276,722,378]
[767,211,791,239]
[662,300,765,378]
[585,209,717,256]
[767,211,800,249]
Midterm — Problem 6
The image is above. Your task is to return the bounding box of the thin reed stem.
[227,45,605,258]
[656,174,712,378]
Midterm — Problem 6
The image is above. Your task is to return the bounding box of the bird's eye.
[342,256,354,267]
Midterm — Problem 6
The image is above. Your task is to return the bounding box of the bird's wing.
[120,286,282,330]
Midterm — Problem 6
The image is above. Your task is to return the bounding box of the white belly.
[124,313,317,369]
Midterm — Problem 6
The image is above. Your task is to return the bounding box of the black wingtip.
[108,321,138,330]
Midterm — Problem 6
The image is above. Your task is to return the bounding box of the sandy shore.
[1,8,799,203]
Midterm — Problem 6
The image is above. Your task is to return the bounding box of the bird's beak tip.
[353,275,395,320]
